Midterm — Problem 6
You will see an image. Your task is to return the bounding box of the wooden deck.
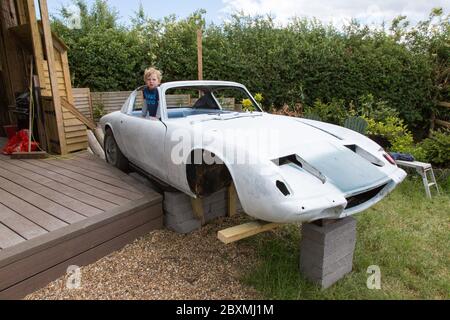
[0,141,163,299]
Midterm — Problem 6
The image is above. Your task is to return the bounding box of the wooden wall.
[72,88,93,120]
[0,0,29,131]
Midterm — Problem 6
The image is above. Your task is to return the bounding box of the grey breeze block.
[164,188,242,234]
[299,217,357,289]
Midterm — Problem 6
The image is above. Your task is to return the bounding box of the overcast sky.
[47,0,449,27]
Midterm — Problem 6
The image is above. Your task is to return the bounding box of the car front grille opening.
[345,184,387,209]
[276,180,291,196]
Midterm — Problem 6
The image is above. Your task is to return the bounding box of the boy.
[142,67,162,118]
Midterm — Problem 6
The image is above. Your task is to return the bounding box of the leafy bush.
[92,103,106,122]
[419,130,450,167]
[51,2,448,132]
[304,99,348,125]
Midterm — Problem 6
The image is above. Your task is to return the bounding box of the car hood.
[179,113,392,195]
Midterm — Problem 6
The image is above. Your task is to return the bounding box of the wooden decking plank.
[0,167,103,217]
[0,223,25,250]
[0,188,67,231]
[67,156,128,178]
[0,203,47,240]
[73,155,157,195]
[0,198,162,290]
[0,160,117,211]
[1,160,130,205]
[65,157,127,179]
[41,158,140,192]
[0,176,86,224]
[0,217,162,299]
[24,159,141,200]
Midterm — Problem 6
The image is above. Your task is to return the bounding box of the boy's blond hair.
[144,67,162,82]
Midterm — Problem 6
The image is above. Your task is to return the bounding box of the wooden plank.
[217,221,282,244]
[61,51,74,105]
[64,118,83,127]
[0,188,67,232]
[228,184,237,217]
[0,203,47,240]
[15,0,27,25]
[0,223,25,250]
[65,125,86,133]
[191,197,205,225]
[0,176,86,223]
[66,142,88,153]
[63,111,76,120]
[437,101,450,109]
[10,152,48,159]
[25,0,46,93]
[65,130,88,139]
[38,0,67,155]
[30,159,142,199]
[197,29,203,80]
[0,167,103,217]
[63,158,128,179]
[66,136,88,145]
[42,158,139,192]
[0,198,162,291]
[0,159,117,211]
[0,159,129,206]
[61,97,96,130]
[0,216,162,299]
[435,119,450,129]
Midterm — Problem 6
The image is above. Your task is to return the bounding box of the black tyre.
[104,129,129,171]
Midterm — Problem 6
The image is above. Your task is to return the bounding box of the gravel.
[25,216,262,300]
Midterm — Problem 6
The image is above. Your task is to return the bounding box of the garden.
[48,0,449,299]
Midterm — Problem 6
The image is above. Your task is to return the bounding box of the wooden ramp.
[0,148,163,299]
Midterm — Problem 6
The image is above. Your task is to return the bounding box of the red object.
[383,153,396,166]
[2,129,39,155]
[3,125,17,139]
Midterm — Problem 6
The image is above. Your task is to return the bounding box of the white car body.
[100,81,406,223]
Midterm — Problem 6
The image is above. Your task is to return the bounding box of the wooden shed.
[0,0,92,155]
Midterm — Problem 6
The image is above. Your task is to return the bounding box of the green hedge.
[51,1,449,133]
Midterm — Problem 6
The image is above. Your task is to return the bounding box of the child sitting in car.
[142,67,162,118]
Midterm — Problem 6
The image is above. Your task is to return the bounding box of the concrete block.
[163,188,230,233]
[299,217,357,289]
[164,216,201,234]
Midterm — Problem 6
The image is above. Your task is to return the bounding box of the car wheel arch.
[185,148,235,198]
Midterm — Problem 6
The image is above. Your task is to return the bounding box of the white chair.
[396,160,440,198]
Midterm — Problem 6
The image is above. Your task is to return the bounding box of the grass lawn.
[242,174,450,299]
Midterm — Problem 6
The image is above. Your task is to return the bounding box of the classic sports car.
[100,81,406,223]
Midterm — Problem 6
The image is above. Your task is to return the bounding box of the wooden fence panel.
[72,88,93,120]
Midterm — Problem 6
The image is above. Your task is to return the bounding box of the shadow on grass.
[241,177,450,300]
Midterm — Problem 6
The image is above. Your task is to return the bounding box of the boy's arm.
[141,92,147,117]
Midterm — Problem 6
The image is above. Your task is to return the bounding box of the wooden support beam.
[191,197,205,225]
[437,101,450,109]
[25,0,46,93]
[60,51,74,105]
[60,97,96,130]
[37,0,67,154]
[11,151,47,159]
[435,119,450,129]
[228,184,237,217]
[15,0,27,25]
[197,29,203,80]
[217,221,282,244]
